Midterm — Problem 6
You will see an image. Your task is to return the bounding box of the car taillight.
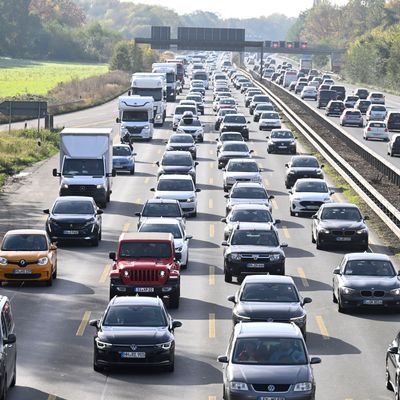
[385,128,388,132]
[367,128,372,131]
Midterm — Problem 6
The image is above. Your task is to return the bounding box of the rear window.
[224,115,246,124]
[142,203,181,217]
[369,122,386,128]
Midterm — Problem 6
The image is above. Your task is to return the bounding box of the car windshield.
[295,181,328,193]
[320,207,361,221]
[119,242,172,258]
[253,96,269,102]
[224,115,246,124]
[2,234,48,251]
[103,305,167,327]
[344,260,396,276]
[113,146,131,156]
[346,111,362,116]
[62,158,104,176]
[180,119,201,127]
[175,106,196,115]
[261,112,279,119]
[140,223,182,239]
[291,157,319,168]
[221,134,242,142]
[157,179,194,191]
[371,106,386,112]
[220,99,235,104]
[122,111,148,122]
[223,143,248,152]
[232,338,307,365]
[227,161,258,172]
[256,105,273,111]
[142,203,180,217]
[241,282,299,302]
[219,109,236,117]
[230,209,272,223]
[187,96,201,102]
[231,187,267,199]
[346,96,358,101]
[231,230,278,246]
[162,154,192,166]
[53,200,94,214]
[170,135,194,144]
[271,131,293,139]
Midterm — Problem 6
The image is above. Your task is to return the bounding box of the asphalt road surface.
[0,76,398,400]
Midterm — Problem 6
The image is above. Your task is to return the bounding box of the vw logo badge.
[130,344,137,351]
[79,186,85,192]
[253,255,259,260]
[19,259,26,267]
[267,385,275,392]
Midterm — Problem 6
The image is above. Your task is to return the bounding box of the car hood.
[229,198,269,207]
[222,123,246,127]
[341,275,400,290]
[260,119,280,123]
[228,245,281,253]
[61,176,106,185]
[269,138,294,143]
[159,166,194,173]
[289,167,322,174]
[0,251,49,259]
[236,302,304,320]
[99,326,172,345]
[219,151,250,158]
[291,192,330,201]
[228,364,311,385]
[319,220,366,230]
[224,172,260,180]
[155,191,195,200]
[49,214,95,223]
[178,126,202,132]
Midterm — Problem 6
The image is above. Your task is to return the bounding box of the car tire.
[165,360,175,373]
[332,291,338,303]
[0,373,7,400]
[91,235,99,247]
[45,274,53,287]
[52,264,57,280]
[386,368,394,391]
[191,211,197,218]
[130,167,135,175]
[224,268,232,283]
[311,231,316,244]
[316,236,323,250]
[290,208,295,217]
[93,353,104,373]
[337,296,346,313]
[10,361,16,388]
[181,254,188,270]
[169,292,180,309]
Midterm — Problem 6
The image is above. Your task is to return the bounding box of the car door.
[387,334,400,388]
[1,304,14,387]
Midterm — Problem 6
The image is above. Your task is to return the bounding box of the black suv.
[0,296,16,399]
[285,155,324,188]
[222,223,287,283]
[325,100,345,117]
[156,151,198,183]
[220,114,250,140]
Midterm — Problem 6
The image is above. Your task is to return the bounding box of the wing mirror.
[221,218,227,223]
[217,355,229,363]
[172,320,182,329]
[89,319,100,328]
[333,267,341,275]
[227,295,236,303]
[221,241,228,246]
[109,252,116,261]
[97,210,104,215]
[43,209,50,214]
[310,357,322,364]
[3,333,16,345]
[303,297,312,305]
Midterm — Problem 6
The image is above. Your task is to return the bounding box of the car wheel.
[290,208,295,217]
[10,361,16,387]
[91,235,99,247]
[165,360,175,373]
[0,373,7,400]
[191,211,197,218]
[386,368,394,391]
[337,295,346,313]
[181,254,188,270]
[45,274,53,287]
[130,166,135,175]
[52,264,57,280]
[93,353,104,373]
[332,290,338,303]
[224,268,232,283]
[316,235,323,250]
[169,292,180,309]
[311,230,316,244]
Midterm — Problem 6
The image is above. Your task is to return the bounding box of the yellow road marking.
[282,226,290,239]
[258,162,262,169]
[209,177,214,185]
[209,161,214,169]
[48,395,57,400]
[157,148,162,154]
[135,197,141,204]
[209,313,216,338]
[76,311,91,336]
[297,267,309,287]
[144,177,150,184]
[253,150,258,156]
[209,266,215,286]
[208,396,217,400]
[209,224,215,238]
[99,264,111,284]
[315,315,330,340]
[209,198,214,209]
[122,223,130,232]
[264,178,270,186]
[271,199,278,210]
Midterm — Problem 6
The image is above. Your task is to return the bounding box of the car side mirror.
[221,241,228,246]
[52,168,59,177]
[247,121,250,124]
[269,195,275,200]
[97,210,104,215]
[321,164,325,168]
[311,215,317,219]
[280,242,288,248]
[330,191,335,195]
[150,188,155,192]
[221,218,227,223]
[196,188,201,192]
[303,297,312,305]
[274,219,281,224]
[186,235,193,240]
[227,295,236,303]
[310,357,321,365]
[172,320,182,329]
[333,267,341,275]
[109,252,116,261]
[288,190,293,194]
[249,150,254,153]
[89,319,100,328]
[43,209,50,214]
[135,212,141,217]
[132,153,137,156]
[164,140,168,144]
[224,194,229,199]
[50,244,57,251]
[3,333,16,345]
[363,216,369,220]
[285,163,289,168]
[397,270,400,276]
[265,136,270,139]
[195,162,199,166]
[155,161,160,166]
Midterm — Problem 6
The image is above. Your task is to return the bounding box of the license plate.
[278,146,287,149]
[247,263,264,268]
[120,352,146,359]
[63,230,79,235]
[13,269,32,274]
[363,299,383,305]
[134,287,155,293]
[306,206,319,210]
[259,397,285,400]
[336,237,351,241]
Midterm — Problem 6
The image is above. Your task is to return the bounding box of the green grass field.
[0,58,109,98]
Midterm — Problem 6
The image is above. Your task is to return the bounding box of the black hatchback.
[90,296,182,372]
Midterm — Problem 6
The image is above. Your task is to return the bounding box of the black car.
[220,114,250,140]
[355,99,372,114]
[354,88,369,99]
[215,108,237,130]
[44,196,103,246]
[156,151,198,183]
[222,223,287,283]
[316,90,337,108]
[325,100,345,117]
[135,199,184,229]
[267,129,297,154]
[0,296,16,399]
[228,275,311,336]
[332,253,400,312]
[90,296,182,372]
[386,332,400,396]
[165,134,197,159]
[218,322,320,400]
[311,203,369,250]
[284,156,324,188]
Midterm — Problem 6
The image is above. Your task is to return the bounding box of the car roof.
[243,275,295,284]
[4,229,47,235]
[119,232,173,241]
[223,141,248,146]
[234,222,275,231]
[158,174,193,180]
[291,155,317,161]
[231,204,270,211]
[226,158,257,163]
[232,182,265,188]
[54,196,94,202]
[236,321,302,338]
[162,150,192,156]
[321,202,359,209]
[144,198,179,204]
[344,252,391,262]
[295,178,327,183]
[110,296,163,307]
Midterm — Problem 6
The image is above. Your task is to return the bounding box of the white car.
[366,105,387,121]
[367,92,385,105]
[176,116,204,142]
[138,218,192,269]
[289,178,333,216]
[363,121,389,141]
[151,174,201,217]
[213,94,231,111]
[222,158,262,192]
[301,86,318,100]
[258,111,282,131]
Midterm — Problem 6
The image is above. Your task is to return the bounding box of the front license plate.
[336,237,351,241]
[259,397,285,400]
[120,352,146,359]
[63,230,79,235]
[306,206,319,210]
[363,299,383,305]
[13,269,32,274]
[247,263,264,268]
[278,146,287,149]
[134,287,155,293]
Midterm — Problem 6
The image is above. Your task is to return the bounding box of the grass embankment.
[0,129,59,187]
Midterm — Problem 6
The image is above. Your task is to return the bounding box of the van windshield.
[62,158,104,176]
[122,111,148,122]
[131,88,162,101]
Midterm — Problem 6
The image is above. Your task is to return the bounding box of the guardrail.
[239,68,400,240]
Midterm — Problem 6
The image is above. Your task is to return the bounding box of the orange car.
[0,229,57,286]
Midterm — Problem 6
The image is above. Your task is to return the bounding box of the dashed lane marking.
[48,395,57,400]
[297,267,309,287]
[144,177,150,184]
[122,223,130,232]
[209,313,216,338]
[209,198,214,209]
[209,161,214,169]
[76,311,91,336]
[271,199,278,210]
[99,264,111,284]
[282,226,290,239]
[209,177,214,185]
[316,315,330,340]
[209,224,215,238]
[209,266,215,286]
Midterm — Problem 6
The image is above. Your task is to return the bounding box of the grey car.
[156,151,198,183]
[218,322,321,400]
[218,142,253,169]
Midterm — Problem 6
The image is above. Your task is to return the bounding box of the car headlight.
[356,228,368,234]
[61,184,69,189]
[323,197,331,201]
[0,257,8,265]
[229,253,241,261]
[290,314,306,323]
[95,338,112,349]
[341,286,356,295]
[319,228,330,234]
[187,197,195,203]
[96,184,105,189]
[230,382,248,391]
[390,288,400,296]
[269,253,281,261]
[176,128,184,133]
[155,114,162,120]
[233,311,251,321]
[37,257,49,265]
[159,270,166,277]
[294,382,312,392]
[290,140,296,144]
[123,269,130,277]
[158,340,173,350]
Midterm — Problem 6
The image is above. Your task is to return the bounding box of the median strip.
[76,311,91,337]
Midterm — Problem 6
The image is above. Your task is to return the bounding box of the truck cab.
[117,96,154,142]
[109,232,181,308]
[152,63,177,102]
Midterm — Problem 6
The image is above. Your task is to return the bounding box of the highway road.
[0,71,399,400]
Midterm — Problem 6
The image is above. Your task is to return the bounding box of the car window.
[231,187,267,199]
[271,131,293,139]
[122,111,148,122]
[230,209,272,223]
[291,157,319,168]
[113,146,131,156]
[223,143,249,152]
[241,282,299,302]
[162,154,192,166]
[227,162,258,172]
[231,230,278,246]
[2,234,48,251]
[53,200,94,214]
[103,305,167,327]
[369,122,386,128]
[119,242,172,258]
[261,112,279,119]
[139,223,182,239]
[142,203,180,217]
[295,181,328,193]
[320,207,362,221]
[170,135,194,144]
[157,179,194,192]
[224,115,246,124]
[344,260,396,276]
[222,134,243,141]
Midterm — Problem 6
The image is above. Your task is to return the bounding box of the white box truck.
[130,73,166,126]
[116,95,154,142]
[152,62,177,102]
[52,128,114,208]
